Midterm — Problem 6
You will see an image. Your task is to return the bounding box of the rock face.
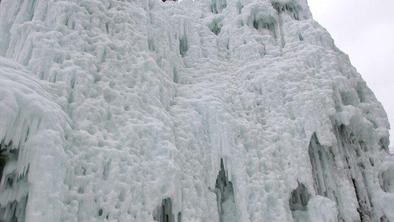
[0,0,392,221]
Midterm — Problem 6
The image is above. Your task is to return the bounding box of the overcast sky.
[308,0,394,150]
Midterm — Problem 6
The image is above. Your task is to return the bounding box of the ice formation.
[0,0,392,221]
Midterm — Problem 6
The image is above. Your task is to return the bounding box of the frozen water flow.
[0,0,392,221]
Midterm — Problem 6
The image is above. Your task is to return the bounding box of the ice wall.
[0,58,68,222]
[0,0,392,221]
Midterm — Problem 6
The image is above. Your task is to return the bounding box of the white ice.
[0,0,392,221]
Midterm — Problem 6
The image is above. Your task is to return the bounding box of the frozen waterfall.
[0,0,393,221]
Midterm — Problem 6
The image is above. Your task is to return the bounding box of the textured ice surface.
[0,58,68,221]
[0,0,392,221]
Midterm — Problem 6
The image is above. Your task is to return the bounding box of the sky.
[308,0,394,151]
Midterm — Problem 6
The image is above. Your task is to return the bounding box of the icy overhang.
[0,57,68,222]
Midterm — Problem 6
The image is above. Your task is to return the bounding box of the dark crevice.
[380,215,389,222]
[379,167,394,193]
[272,1,301,20]
[378,138,389,152]
[179,34,188,57]
[161,198,173,222]
[351,178,371,222]
[214,159,238,222]
[298,33,304,41]
[289,183,310,222]
[0,151,7,181]
[0,143,29,222]
[172,67,179,83]
[0,196,28,222]
[308,134,339,200]
[248,10,277,40]
[210,0,227,14]
[252,18,276,39]
[153,198,182,222]
[337,125,374,222]
[177,212,181,222]
[309,124,379,221]
[209,19,222,35]
[98,208,103,216]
